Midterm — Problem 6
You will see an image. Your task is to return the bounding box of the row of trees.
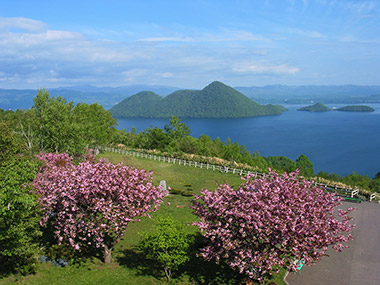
[114,116,379,191]
[114,116,315,177]
[0,89,117,154]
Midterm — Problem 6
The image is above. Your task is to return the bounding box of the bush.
[138,216,191,282]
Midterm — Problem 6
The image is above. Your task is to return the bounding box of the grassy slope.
[0,152,286,285]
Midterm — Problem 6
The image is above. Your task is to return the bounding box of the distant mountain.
[0,85,179,110]
[297,103,331,112]
[2,83,380,110]
[110,91,163,117]
[110,81,287,118]
[235,85,380,104]
[0,89,36,110]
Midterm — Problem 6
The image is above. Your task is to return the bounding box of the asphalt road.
[286,201,380,285]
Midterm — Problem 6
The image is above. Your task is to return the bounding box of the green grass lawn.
[0,152,287,285]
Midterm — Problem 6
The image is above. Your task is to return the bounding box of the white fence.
[98,146,378,201]
[99,146,258,177]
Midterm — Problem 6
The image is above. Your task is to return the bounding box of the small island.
[337,105,375,112]
[297,102,331,112]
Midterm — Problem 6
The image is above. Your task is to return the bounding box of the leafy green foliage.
[138,216,191,282]
[1,89,117,154]
[266,156,297,173]
[72,102,118,147]
[296,154,314,177]
[0,127,41,276]
[164,116,191,140]
[0,122,23,163]
[111,81,287,118]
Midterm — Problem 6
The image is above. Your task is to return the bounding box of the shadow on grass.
[117,233,246,284]
[117,248,163,280]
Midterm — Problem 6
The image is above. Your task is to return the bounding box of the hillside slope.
[110,81,287,118]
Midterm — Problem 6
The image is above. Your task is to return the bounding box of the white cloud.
[138,29,270,43]
[160,72,174,78]
[286,28,327,39]
[233,63,300,75]
[316,0,377,15]
[0,16,47,32]
[138,36,194,42]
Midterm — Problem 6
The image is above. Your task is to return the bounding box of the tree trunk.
[104,245,112,263]
[164,266,171,283]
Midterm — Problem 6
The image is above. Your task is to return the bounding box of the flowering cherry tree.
[33,152,167,263]
[192,169,355,282]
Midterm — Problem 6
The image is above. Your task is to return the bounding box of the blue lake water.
[115,104,380,178]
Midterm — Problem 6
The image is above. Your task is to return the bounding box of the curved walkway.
[286,202,380,285]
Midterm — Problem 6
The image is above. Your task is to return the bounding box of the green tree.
[251,151,269,170]
[72,103,117,147]
[32,89,75,153]
[144,127,170,151]
[266,156,297,173]
[343,172,371,190]
[0,127,41,276]
[31,89,117,154]
[138,216,191,283]
[0,122,22,164]
[164,116,190,140]
[296,154,314,177]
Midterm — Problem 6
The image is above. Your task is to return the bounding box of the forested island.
[297,102,331,112]
[110,81,287,118]
[337,105,375,112]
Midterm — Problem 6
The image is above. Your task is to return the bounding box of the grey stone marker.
[160,180,167,191]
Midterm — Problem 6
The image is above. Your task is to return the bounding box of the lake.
[115,103,380,178]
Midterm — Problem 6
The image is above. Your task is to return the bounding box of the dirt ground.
[286,201,380,285]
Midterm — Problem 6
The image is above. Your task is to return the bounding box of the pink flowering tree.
[33,152,167,263]
[192,169,355,282]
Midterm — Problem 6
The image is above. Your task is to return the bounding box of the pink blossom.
[192,169,355,280]
[34,151,168,258]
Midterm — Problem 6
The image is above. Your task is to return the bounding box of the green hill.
[297,102,331,112]
[110,81,287,118]
[337,105,375,112]
[110,91,163,118]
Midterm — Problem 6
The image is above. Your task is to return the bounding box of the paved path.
[286,202,380,285]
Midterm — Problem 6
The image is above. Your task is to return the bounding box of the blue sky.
[1,0,379,89]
